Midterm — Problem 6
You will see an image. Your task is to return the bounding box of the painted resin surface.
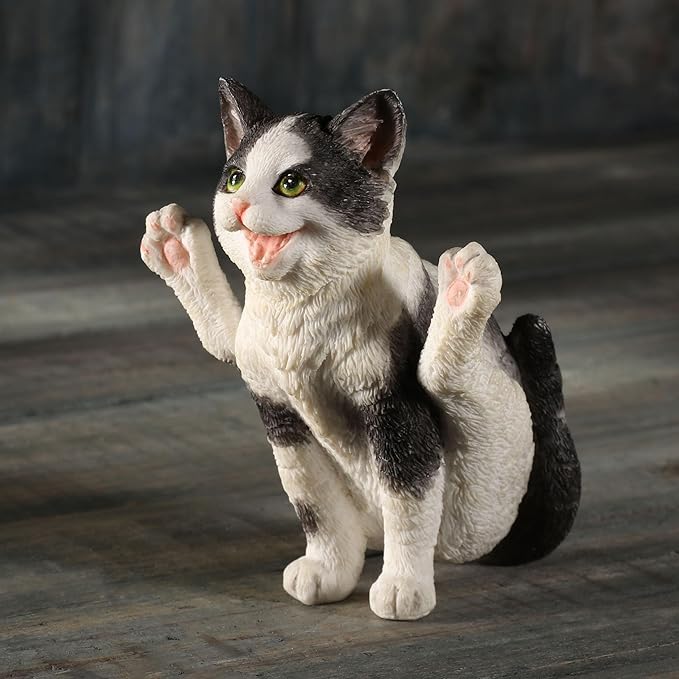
[140,79,580,620]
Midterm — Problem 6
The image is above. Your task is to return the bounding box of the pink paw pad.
[163,237,189,271]
[446,277,470,308]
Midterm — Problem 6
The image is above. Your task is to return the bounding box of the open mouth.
[242,228,297,266]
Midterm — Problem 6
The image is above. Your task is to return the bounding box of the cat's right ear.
[218,78,272,157]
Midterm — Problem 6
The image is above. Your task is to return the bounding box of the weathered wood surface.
[1,141,679,677]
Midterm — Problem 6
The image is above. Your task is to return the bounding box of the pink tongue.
[245,232,292,265]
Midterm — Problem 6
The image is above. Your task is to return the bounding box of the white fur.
[274,440,366,605]
[140,204,241,362]
[140,128,534,621]
[420,244,534,562]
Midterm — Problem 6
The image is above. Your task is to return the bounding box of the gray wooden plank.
[1,335,677,676]
[1,142,678,676]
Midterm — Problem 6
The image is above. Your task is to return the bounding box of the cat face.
[213,78,406,288]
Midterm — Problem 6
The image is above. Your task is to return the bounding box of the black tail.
[479,314,581,566]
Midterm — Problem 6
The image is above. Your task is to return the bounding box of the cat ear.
[329,89,406,176]
[218,78,272,157]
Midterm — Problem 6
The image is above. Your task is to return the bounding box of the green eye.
[275,171,307,198]
[224,167,245,193]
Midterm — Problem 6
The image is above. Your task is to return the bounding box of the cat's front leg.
[371,478,444,621]
[362,391,444,620]
[252,394,367,605]
[141,203,241,362]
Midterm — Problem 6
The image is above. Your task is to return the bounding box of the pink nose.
[232,199,250,225]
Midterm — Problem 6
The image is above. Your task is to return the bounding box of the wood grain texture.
[1,140,678,677]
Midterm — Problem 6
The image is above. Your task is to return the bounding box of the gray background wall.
[2,0,679,189]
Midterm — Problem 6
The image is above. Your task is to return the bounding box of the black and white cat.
[140,78,580,620]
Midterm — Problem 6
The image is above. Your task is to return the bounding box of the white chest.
[235,300,388,527]
[235,291,398,454]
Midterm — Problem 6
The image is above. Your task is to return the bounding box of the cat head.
[212,78,406,289]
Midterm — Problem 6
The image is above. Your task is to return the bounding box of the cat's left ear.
[329,89,406,177]
[218,78,272,157]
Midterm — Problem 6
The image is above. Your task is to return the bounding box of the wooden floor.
[2,140,679,678]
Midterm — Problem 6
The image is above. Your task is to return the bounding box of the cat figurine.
[140,78,581,620]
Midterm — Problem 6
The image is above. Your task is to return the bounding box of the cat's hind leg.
[479,314,581,565]
[418,243,535,562]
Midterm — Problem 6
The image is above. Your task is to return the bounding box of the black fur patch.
[293,501,319,536]
[291,115,390,233]
[480,314,581,566]
[249,391,311,448]
[218,77,274,157]
[361,283,443,498]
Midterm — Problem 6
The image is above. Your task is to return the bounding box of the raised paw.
[439,242,501,317]
[283,556,357,606]
[140,203,211,282]
[369,573,436,621]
